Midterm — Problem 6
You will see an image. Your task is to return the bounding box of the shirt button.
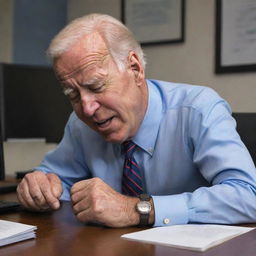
[148,148,153,153]
[163,218,170,225]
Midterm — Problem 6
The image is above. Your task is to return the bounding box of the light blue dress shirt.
[37,80,256,227]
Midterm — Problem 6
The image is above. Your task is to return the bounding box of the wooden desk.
[1,193,256,256]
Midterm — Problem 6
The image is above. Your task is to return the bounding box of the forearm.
[152,180,256,227]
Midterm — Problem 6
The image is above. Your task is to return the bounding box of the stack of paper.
[121,224,254,252]
[0,220,37,247]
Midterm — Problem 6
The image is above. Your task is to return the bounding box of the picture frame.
[121,0,185,46]
[215,0,256,73]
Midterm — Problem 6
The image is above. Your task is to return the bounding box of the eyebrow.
[82,78,104,87]
[63,87,74,95]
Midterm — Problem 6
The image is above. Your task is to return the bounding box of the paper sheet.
[121,224,254,252]
[0,220,37,247]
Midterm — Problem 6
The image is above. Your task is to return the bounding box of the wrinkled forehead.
[53,32,111,81]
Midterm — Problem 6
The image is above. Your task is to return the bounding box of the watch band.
[139,194,151,201]
[138,194,151,226]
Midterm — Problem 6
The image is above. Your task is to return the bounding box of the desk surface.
[0,193,256,256]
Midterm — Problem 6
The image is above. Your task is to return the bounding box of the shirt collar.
[133,80,163,156]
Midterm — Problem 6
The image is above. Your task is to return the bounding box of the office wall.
[68,0,121,20]
[68,0,256,112]
[13,0,67,66]
[0,0,13,63]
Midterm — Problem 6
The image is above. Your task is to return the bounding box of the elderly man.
[17,14,256,227]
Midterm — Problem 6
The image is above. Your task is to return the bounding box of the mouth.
[95,116,114,129]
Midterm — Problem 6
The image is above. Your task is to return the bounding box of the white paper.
[0,220,37,246]
[121,224,254,252]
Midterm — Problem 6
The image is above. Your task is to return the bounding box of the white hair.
[47,13,146,70]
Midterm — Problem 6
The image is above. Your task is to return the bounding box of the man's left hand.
[70,177,140,227]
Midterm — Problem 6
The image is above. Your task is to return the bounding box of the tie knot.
[122,141,136,158]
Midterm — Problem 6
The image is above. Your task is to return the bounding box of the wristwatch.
[136,194,152,226]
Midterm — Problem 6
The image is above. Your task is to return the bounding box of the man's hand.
[71,177,141,227]
[16,170,63,211]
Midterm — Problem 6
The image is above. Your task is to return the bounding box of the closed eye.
[90,85,104,93]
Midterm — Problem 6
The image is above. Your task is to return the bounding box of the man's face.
[54,33,148,143]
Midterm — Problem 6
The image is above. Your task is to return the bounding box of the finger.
[70,180,89,195]
[46,173,63,198]
[76,208,92,223]
[17,180,42,210]
[74,204,104,225]
[71,188,88,205]
[16,182,31,209]
[72,195,90,214]
[72,196,93,222]
[25,173,49,208]
[25,171,59,210]
[71,177,104,195]
[36,176,60,210]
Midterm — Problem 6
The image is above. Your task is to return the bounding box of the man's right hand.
[16,170,63,211]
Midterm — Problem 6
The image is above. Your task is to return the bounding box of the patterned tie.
[122,141,143,196]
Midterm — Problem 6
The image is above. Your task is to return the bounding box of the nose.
[80,92,100,117]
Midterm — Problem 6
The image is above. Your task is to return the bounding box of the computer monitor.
[0,112,21,195]
[0,66,5,181]
[0,114,5,181]
[233,113,256,165]
[0,63,72,143]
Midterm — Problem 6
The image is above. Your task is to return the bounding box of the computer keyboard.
[0,183,17,193]
[0,200,20,213]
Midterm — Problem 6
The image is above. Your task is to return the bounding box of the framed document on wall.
[121,0,185,45]
[215,0,256,73]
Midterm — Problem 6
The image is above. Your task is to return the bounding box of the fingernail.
[53,201,60,209]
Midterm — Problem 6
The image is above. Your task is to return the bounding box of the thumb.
[46,173,63,198]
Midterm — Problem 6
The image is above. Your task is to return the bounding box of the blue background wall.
[13,0,67,66]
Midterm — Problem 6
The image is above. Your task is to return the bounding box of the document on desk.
[121,224,254,252]
[0,220,37,247]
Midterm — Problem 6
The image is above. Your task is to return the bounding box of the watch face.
[137,201,151,214]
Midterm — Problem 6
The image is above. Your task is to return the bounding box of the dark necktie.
[122,141,143,196]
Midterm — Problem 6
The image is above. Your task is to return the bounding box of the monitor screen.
[233,113,256,165]
[0,66,5,180]
[0,113,5,181]
[0,63,72,143]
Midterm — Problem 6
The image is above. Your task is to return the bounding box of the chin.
[102,131,129,144]
[104,136,125,144]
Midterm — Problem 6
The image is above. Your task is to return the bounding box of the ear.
[128,51,145,85]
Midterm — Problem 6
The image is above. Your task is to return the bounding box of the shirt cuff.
[60,182,71,201]
[152,194,188,227]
